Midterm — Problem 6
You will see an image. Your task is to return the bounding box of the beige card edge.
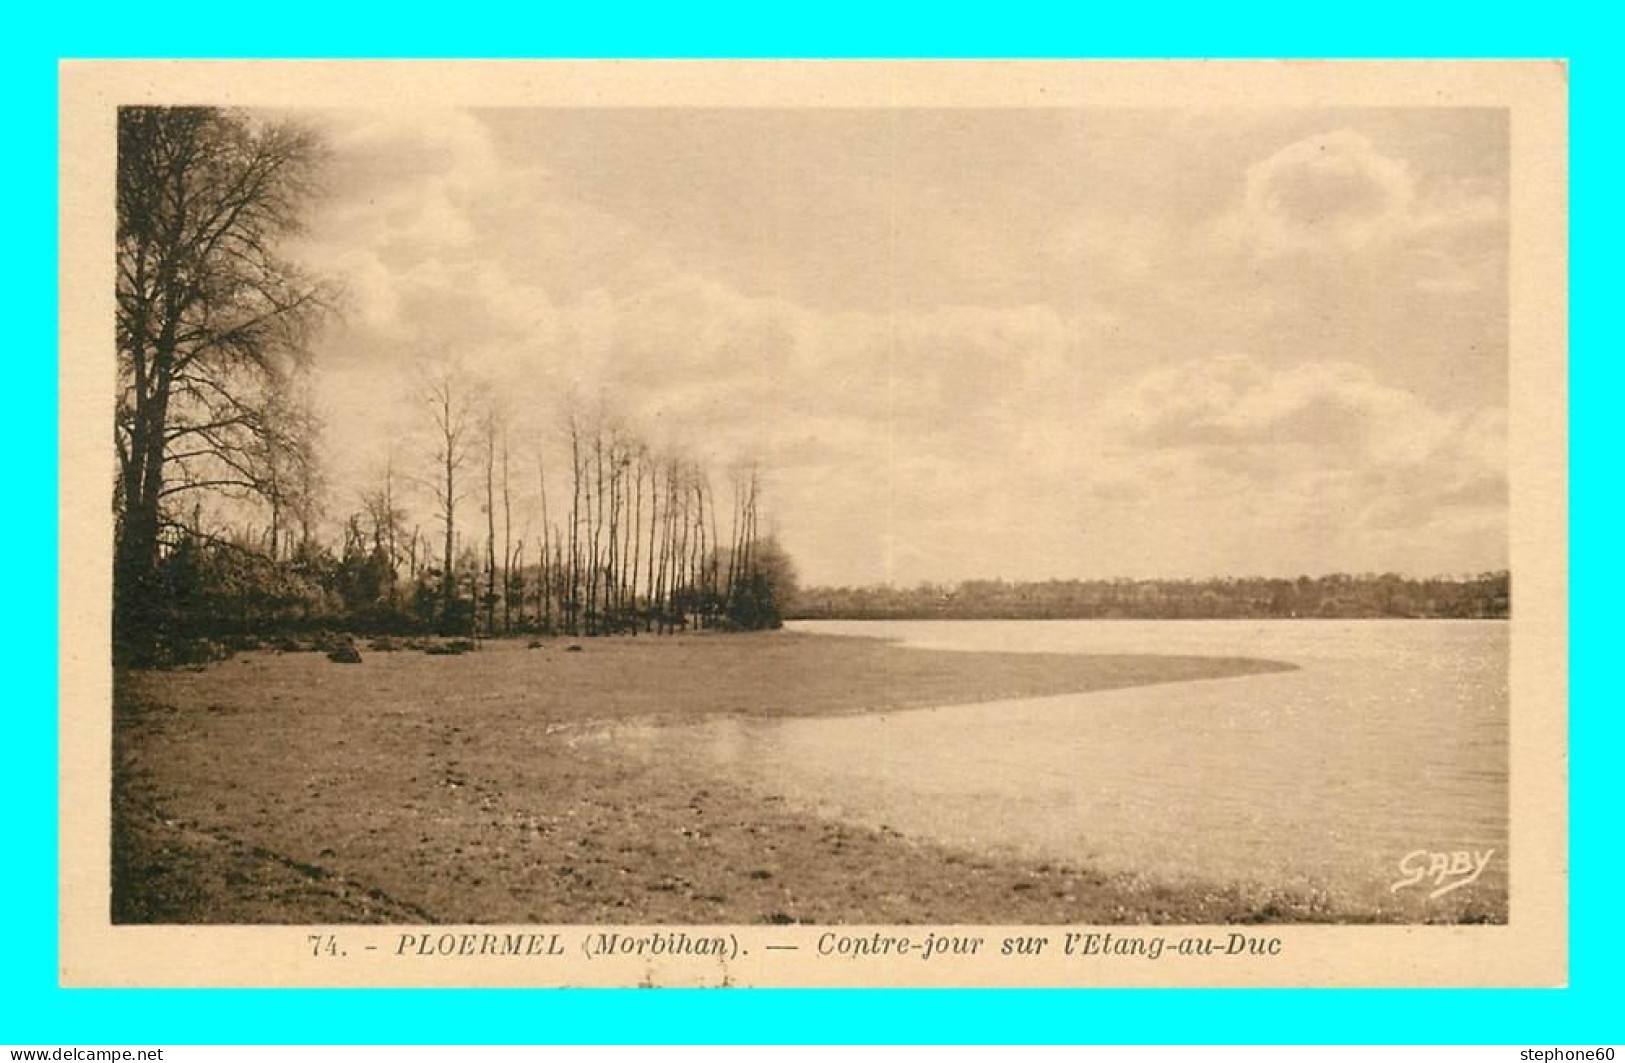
[57,59,1569,990]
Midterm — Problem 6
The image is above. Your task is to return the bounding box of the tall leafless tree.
[422,362,474,625]
[535,443,554,633]
[482,406,499,636]
[501,426,514,633]
[114,106,333,657]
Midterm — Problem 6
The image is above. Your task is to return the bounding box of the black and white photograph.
[59,60,1568,988]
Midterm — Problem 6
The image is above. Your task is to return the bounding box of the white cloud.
[286,108,1508,584]
[1242,130,1415,254]
[1228,130,1503,264]
[1083,355,1507,572]
[318,108,505,250]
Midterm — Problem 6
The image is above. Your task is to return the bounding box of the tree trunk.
[537,449,552,634]
[501,432,512,633]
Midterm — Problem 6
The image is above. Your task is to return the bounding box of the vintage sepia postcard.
[58,59,1568,988]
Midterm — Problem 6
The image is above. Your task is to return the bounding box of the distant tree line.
[790,572,1510,622]
[113,106,794,666]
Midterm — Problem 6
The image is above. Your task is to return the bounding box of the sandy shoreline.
[110,630,1450,925]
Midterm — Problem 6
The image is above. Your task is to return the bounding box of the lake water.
[624,619,1508,917]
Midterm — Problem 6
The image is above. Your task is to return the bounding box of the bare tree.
[501,426,514,633]
[361,446,407,604]
[644,458,661,632]
[114,106,333,657]
[567,412,582,636]
[629,445,646,634]
[482,406,499,636]
[535,443,554,633]
[422,362,474,628]
[588,420,605,634]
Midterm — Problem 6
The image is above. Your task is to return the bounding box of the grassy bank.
[112,631,1366,925]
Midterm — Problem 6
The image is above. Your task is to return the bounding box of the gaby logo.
[1391,848,1496,899]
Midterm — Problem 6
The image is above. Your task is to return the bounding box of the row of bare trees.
[113,105,793,663]
[379,364,784,639]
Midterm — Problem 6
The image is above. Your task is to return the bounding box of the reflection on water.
[618,620,1508,915]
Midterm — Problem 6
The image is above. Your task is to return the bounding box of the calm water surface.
[620,620,1508,915]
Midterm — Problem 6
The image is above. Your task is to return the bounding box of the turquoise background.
[8,2,1614,1043]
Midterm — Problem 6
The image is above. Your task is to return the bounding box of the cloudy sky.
[288,106,1508,587]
